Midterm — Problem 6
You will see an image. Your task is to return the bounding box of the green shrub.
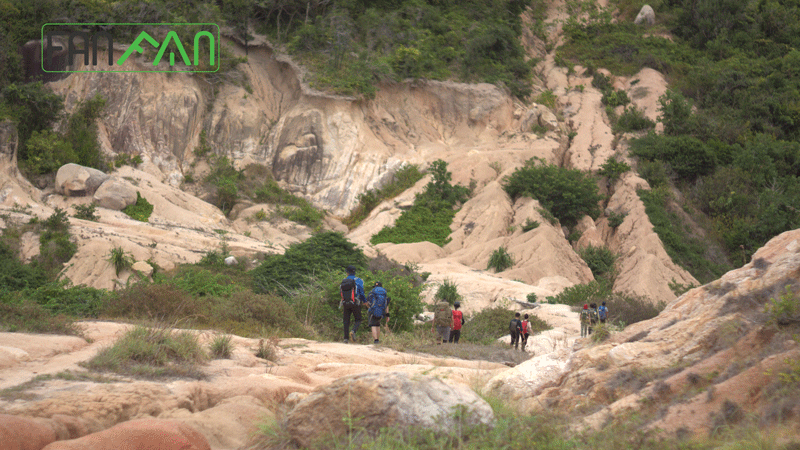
[0,294,79,335]
[252,231,367,294]
[100,281,204,322]
[73,203,99,221]
[434,279,462,306]
[211,290,303,337]
[0,241,47,292]
[535,90,557,109]
[592,323,610,342]
[764,285,800,326]
[37,207,76,275]
[522,219,540,232]
[630,134,715,180]
[602,88,630,107]
[83,325,207,379]
[487,246,513,272]
[23,280,106,317]
[546,279,612,307]
[605,292,666,327]
[209,334,233,359]
[526,292,538,303]
[613,106,655,133]
[122,192,153,222]
[503,157,603,227]
[279,201,324,228]
[597,156,631,181]
[108,247,134,276]
[578,245,617,280]
[371,160,468,247]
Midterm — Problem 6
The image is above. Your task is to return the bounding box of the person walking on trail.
[598,301,609,324]
[509,312,522,350]
[340,265,365,343]
[432,300,452,344]
[589,302,599,335]
[580,304,590,338]
[520,313,531,350]
[448,301,464,343]
[367,281,389,344]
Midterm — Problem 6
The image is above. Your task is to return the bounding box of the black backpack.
[340,277,357,305]
[509,319,520,333]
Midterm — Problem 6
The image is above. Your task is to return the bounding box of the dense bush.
[546,279,613,307]
[487,246,514,272]
[613,106,655,133]
[434,279,462,306]
[122,192,154,222]
[252,231,367,294]
[630,134,715,181]
[0,295,79,335]
[604,293,666,327]
[264,0,533,98]
[502,157,603,227]
[597,157,631,181]
[371,160,469,247]
[578,245,617,280]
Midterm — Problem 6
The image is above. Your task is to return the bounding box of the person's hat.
[346,265,356,274]
[583,304,588,309]
[374,281,382,287]
[453,301,460,308]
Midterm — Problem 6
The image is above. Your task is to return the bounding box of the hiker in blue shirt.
[598,301,609,324]
[340,265,366,343]
[366,281,390,344]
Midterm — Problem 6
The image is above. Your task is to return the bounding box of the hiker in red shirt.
[448,301,464,343]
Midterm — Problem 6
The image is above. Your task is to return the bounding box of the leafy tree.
[502,158,603,227]
[658,90,695,136]
[1,82,64,162]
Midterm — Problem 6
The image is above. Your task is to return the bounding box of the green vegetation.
[607,211,626,229]
[108,247,134,277]
[83,325,207,379]
[597,156,631,182]
[764,285,800,326]
[253,0,534,98]
[521,219,539,232]
[578,245,616,280]
[638,186,726,284]
[371,160,470,247]
[122,192,154,222]
[462,305,550,345]
[344,164,424,229]
[434,279,462,306]
[209,334,234,359]
[72,203,100,222]
[487,246,514,272]
[502,157,603,227]
[557,0,800,280]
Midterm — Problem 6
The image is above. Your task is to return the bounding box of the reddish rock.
[0,414,58,450]
[40,419,210,450]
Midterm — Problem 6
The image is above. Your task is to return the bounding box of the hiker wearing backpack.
[340,265,366,343]
[589,303,599,334]
[598,301,608,324]
[432,300,452,344]
[520,313,531,351]
[448,301,464,343]
[580,304,590,338]
[367,281,389,344]
[509,312,522,350]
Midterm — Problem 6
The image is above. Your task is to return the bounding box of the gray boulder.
[284,372,494,448]
[93,178,137,210]
[634,5,655,25]
[56,163,109,197]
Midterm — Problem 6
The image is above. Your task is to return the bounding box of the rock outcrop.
[55,164,109,197]
[284,372,494,448]
[40,419,211,450]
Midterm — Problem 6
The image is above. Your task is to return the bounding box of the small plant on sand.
[108,246,134,276]
[487,246,513,272]
[209,334,234,359]
[434,278,462,305]
[255,337,279,362]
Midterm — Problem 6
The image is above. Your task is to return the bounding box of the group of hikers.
[580,301,608,337]
[339,265,464,345]
[339,264,610,346]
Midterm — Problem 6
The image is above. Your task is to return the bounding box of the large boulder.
[0,414,58,450]
[634,5,655,25]
[92,178,137,210]
[284,372,494,448]
[41,419,210,450]
[55,164,108,197]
